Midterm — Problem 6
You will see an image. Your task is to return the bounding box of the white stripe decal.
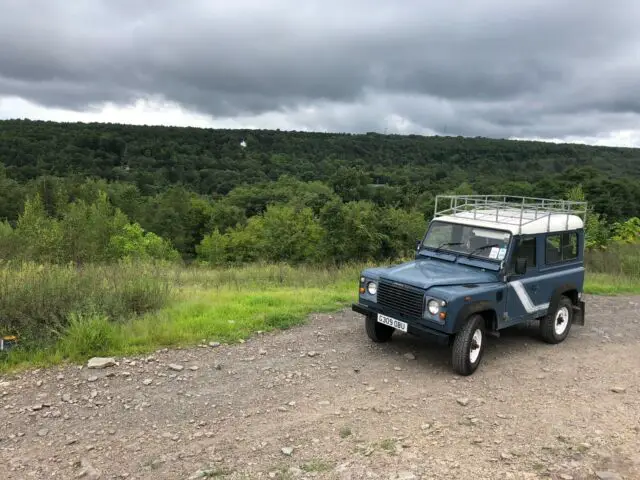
[509,280,550,314]
[508,266,583,314]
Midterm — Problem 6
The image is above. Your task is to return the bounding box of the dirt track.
[1,294,640,479]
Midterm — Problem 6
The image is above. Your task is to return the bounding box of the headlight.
[427,299,440,315]
[367,281,377,295]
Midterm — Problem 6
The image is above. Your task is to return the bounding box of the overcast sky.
[1,0,640,146]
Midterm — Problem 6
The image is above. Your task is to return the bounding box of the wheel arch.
[453,301,498,334]
[548,283,579,315]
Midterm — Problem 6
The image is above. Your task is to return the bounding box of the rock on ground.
[86,357,116,369]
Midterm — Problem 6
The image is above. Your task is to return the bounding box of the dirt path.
[1,294,640,480]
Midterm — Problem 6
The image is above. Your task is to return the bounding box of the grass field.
[1,253,638,373]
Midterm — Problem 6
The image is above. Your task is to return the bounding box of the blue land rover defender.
[352,195,587,375]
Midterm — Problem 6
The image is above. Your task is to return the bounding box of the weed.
[300,459,333,472]
[379,438,396,452]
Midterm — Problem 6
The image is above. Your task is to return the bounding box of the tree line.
[0,119,639,265]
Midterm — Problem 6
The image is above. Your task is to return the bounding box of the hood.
[370,258,499,290]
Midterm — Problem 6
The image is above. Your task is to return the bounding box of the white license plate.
[377,313,408,332]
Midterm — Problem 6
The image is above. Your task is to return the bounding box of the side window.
[510,236,536,271]
[545,231,578,264]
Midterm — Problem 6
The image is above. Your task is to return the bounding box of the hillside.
[1,119,640,206]
[1,119,639,262]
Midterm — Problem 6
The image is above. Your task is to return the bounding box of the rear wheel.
[452,314,486,376]
[540,295,573,344]
[365,314,394,342]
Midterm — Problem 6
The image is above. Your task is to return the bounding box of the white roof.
[435,208,584,235]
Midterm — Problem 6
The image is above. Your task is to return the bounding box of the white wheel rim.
[469,329,482,364]
[554,306,570,335]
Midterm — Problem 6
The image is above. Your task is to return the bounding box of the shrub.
[0,261,173,347]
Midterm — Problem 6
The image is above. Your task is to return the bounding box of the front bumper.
[351,302,451,344]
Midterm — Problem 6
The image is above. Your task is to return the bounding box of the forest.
[1,119,639,266]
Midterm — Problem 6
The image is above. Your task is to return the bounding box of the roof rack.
[433,195,588,235]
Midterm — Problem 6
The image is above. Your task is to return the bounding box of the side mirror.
[416,239,422,251]
[514,257,527,275]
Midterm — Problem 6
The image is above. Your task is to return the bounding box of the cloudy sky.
[1,0,640,147]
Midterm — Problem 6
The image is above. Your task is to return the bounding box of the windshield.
[421,220,511,261]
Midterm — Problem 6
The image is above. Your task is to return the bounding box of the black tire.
[452,314,486,376]
[365,314,395,342]
[540,295,573,344]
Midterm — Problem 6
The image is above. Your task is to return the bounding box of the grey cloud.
[1,0,640,139]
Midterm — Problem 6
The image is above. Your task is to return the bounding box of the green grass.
[584,242,640,294]
[0,254,638,373]
[0,262,363,372]
[584,273,640,295]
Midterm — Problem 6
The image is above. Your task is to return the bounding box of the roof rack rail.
[433,195,588,235]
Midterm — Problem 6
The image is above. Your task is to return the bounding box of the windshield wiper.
[468,243,501,257]
[433,242,465,254]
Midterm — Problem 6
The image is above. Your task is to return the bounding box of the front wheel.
[452,314,486,376]
[365,314,394,342]
[539,295,573,344]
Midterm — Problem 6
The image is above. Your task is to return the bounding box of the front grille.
[377,280,424,319]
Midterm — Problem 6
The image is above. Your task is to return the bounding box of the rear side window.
[545,231,578,264]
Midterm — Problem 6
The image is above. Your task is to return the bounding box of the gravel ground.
[1,294,640,480]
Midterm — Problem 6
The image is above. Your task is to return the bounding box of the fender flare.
[453,300,496,333]
[547,283,578,316]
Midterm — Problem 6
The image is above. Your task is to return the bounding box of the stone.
[404,353,416,360]
[396,472,417,480]
[457,397,470,406]
[168,364,184,372]
[76,458,101,479]
[189,470,214,480]
[87,357,116,369]
[596,473,622,480]
[281,446,294,456]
